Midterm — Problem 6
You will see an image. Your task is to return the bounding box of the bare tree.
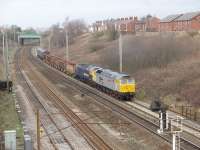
[63,18,87,43]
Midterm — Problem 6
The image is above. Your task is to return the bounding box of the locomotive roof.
[101,69,129,79]
[88,65,102,70]
[37,48,46,53]
[78,64,102,71]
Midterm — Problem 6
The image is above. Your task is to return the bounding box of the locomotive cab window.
[120,79,127,84]
[127,79,135,84]
[96,70,103,73]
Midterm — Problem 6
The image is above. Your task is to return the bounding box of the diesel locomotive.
[36,48,136,100]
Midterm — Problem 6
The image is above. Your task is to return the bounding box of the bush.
[105,29,119,41]
[92,32,104,39]
[89,43,104,52]
[187,30,199,38]
[99,33,198,73]
[136,89,146,100]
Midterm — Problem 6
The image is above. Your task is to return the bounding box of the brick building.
[146,17,160,32]
[90,15,160,33]
[173,12,200,31]
[159,14,183,32]
[90,11,200,33]
[114,17,137,33]
[135,20,146,32]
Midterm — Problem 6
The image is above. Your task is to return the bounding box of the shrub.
[136,89,146,100]
[99,33,197,73]
[92,32,104,39]
[187,30,199,38]
[105,29,119,41]
[89,43,104,52]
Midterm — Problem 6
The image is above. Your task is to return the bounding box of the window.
[96,70,102,74]
[127,79,135,84]
[121,79,127,84]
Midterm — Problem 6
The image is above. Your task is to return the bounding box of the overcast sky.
[1,0,200,29]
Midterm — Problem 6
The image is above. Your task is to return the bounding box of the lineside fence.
[168,105,199,122]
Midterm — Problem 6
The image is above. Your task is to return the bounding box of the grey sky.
[1,0,200,28]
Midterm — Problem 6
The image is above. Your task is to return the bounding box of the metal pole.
[66,30,69,61]
[172,133,176,150]
[119,32,123,72]
[65,30,69,72]
[48,37,51,52]
[48,28,52,51]
[2,31,5,80]
[5,32,9,90]
[172,132,180,150]
[13,28,16,42]
[36,110,40,150]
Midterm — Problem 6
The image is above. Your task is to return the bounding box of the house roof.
[175,11,200,21]
[160,14,183,23]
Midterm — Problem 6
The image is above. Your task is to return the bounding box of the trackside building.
[18,32,41,46]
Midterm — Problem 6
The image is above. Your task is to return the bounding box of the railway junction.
[9,45,200,150]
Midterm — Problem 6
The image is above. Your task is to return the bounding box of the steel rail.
[16,48,74,150]
[24,48,112,150]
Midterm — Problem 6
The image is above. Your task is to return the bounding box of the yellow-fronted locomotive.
[75,64,136,100]
[36,48,136,100]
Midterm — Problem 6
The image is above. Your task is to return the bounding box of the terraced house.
[159,14,182,32]
[173,12,200,31]
[91,11,200,33]
[160,11,200,32]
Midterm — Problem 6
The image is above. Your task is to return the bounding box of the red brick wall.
[159,22,173,32]
[135,23,145,32]
[127,21,135,32]
[119,21,135,32]
[191,15,200,30]
[146,18,160,32]
[173,16,200,31]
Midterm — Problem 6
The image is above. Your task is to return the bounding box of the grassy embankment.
[0,45,23,148]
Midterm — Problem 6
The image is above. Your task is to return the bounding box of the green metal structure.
[18,31,41,46]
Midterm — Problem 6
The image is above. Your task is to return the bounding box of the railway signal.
[150,100,183,150]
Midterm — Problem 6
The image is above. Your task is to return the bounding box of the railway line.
[17,47,112,150]
[127,100,200,136]
[16,48,75,149]
[29,47,200,150]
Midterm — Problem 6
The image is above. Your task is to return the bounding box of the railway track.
[18,47,112,150]
[15,48,75,149]
[126,100,200,144]
[28,48,200,150]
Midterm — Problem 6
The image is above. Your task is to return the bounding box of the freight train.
[36,48,136,100]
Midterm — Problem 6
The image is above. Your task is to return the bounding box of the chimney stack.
[134,16,138,21]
